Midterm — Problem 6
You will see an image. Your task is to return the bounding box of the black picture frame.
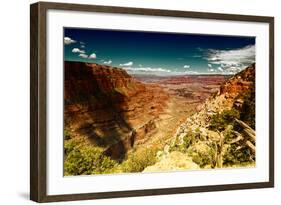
[30,1,274,202]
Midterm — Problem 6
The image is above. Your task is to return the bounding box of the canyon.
[64,61,228,161]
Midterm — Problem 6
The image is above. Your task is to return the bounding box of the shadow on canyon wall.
[64,61,137,161]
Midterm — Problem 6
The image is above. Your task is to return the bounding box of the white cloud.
[72,48,85,54]
[205,45,255,74]
[88,53,97,59]
[183,65,190,69]
[81,45,85,48]
[207,64,212,68]
[184,71,198,75]
[124,67,200,76]
[103,60,112,65]
[78,53,88,59]
[124,67,171,74]
[120,61,133,67]
[218,67,223,72]
[64,37,76,45]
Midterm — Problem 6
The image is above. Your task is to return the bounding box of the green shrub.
[121,149,157,173]
[222,125,235,144]
[64,138,78,155]
[64,129,72,140]
[64,131,118,176]
[209,109,240,131]
[182,130,197,150]
[187,143,216,168]
[223,144,252,166]
[222,125,254,166]
[64,144,118,175]
[170,129,199,153]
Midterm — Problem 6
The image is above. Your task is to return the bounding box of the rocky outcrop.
[143,151,199,172]
[64,61,169,160]
[146,64,256,171]
[182,64,255,128]
[64,61,144,105]
[219,64,255,97]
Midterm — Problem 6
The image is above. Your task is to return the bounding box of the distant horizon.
[65,60,248,77]
[64,28,255,76]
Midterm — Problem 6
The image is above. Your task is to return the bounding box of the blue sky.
[64,28,255,75]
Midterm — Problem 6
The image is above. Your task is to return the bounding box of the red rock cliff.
[64,61,145,107]
[219,64,255,97]
[64,61,168,159]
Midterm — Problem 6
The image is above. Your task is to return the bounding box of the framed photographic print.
[30,1,274,202]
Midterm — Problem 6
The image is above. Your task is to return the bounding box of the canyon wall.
[64,61,168,159]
